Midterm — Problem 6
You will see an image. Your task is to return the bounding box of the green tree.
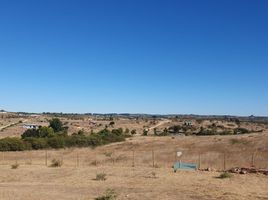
[143,129,148,136]
[21,129,39,139]
[131,129,136,135]
[39,126,55,138]
[49,118,63,132]
[109,121,115,127]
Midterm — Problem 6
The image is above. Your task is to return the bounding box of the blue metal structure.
[173,162,197,172]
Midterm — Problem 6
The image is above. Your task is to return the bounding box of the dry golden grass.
[0,165,267,200]
[1,132,267,170]
[0,114,268,199]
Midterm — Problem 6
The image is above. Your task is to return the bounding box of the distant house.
[23,124,39,129]
[184,121,192,126]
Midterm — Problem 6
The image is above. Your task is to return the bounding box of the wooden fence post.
[223,152,226,171]
[76,153,79,168]
[95,153,97,166]
[30,151,32,165]
[198,153,201,169]
[61,151,64,165]
[132,150,135,167]
[251,151,255,167]
[2,152,4,165]
[45,150,48,166]
[152,150,155,168]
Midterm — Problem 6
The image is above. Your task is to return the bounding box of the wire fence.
[0,149,267,170]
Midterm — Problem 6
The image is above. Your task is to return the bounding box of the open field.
[0,133,266,200]
[0,165,267,200]
[0,113,268,199]
[1,133,268,169]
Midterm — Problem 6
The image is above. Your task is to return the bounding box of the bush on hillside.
[24,137,48,149]
[49,118,64,132]
[47,136,65,149]
[234,128,249,134]
[0,127,127,151]
[0,137,31,151]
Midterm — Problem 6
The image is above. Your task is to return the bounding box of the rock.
[240,169,248,174]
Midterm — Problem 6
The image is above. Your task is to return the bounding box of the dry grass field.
[0,113,268,199]
[0,133,267,200]
[0,165,267,200]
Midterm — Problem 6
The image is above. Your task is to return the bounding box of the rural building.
[184,121,192,126]
[23,124,39,129]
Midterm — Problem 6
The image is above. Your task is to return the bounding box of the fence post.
[76,153,79,168]
[251,151,255,167]
[30,151,32,165]
[198,153,201,169]
[132,150,135,167]
[61,151,64,165]
[15,154,18,165]
[152,150,155,168]
[45,150,48,166]
[223,152,226,171]
[95,153,97,167]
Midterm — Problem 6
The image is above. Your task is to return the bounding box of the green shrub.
[87,134,103,146]
[234,128,249,134]
[39,126,55,138]
[47,137,65,149]
[49,118,64,132]
[21,129,39,139]
[65,135,88,147]
[24,137,48,149]
[0,127,127,151]
[0,137,30,151]
[218,172,232,179]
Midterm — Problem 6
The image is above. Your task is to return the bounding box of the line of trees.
[0,118,129,151]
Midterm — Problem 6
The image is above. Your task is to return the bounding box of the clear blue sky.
[0,0,267,116]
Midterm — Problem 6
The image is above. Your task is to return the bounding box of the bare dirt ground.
[0,165,267,200]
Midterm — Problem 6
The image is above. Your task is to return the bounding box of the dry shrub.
[90,160,99,166]
[50,158,63,167]
[144,171,157,179]
[11,163,19,169]
[218,172,232,179]
[104,152,113,157]
[95,173,107,181]
[95,189,117,200]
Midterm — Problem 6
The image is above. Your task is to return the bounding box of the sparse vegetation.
[50,158,63,167]
[151,171,157,178]
[218,172,232,179]
[95,189,117,200]
[131,129,136,135]
[0,118,128,151]
[95,173,107,181]
[234,127,249,134]
[11,162,19,169]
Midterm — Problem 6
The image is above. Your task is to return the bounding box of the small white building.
[23,124,39,129]
[184,121,192,126]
